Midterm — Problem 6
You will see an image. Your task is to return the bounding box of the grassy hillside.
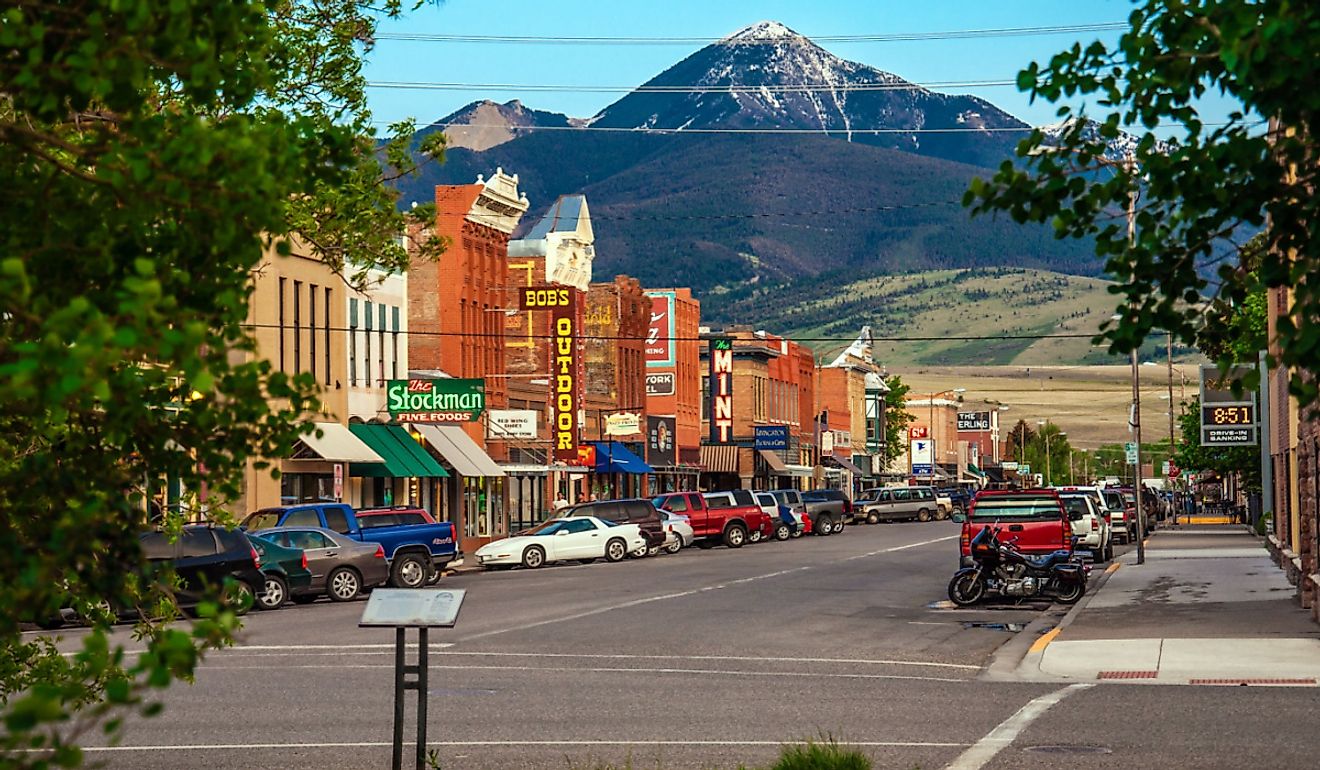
[712,267,1126,366]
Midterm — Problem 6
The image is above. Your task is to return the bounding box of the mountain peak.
[723,20,803,44]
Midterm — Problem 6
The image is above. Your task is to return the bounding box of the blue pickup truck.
[241,503,457,588]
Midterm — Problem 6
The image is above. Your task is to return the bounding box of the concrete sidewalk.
[1022,525,1320,686]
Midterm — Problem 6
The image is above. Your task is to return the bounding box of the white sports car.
[475,516,647,569]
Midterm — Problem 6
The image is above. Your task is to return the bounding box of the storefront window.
[281,473,334,504]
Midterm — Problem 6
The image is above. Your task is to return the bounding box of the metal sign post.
[360,589,467,770]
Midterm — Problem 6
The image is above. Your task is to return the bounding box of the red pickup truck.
[652,491,769,548]
[958,489,1073,566]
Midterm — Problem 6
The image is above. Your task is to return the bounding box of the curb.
[981,558,1124,683]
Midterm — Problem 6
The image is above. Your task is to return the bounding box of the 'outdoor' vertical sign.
[709,337,734,443]
[550,289,581,460]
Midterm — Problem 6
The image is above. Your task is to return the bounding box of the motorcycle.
[947,526,1088,606]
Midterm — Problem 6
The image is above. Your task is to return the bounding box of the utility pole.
[1127,154,1145,566]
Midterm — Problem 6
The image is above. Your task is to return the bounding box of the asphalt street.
[29,521,1320,769]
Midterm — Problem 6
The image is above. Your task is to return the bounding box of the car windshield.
[972,496,1062,520]
[1059,497,1090,518]
[522,519,568,536]
[245,510,281,530]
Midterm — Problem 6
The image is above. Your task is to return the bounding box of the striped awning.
[700,445,740,474]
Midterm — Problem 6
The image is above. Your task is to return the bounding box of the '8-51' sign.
[387,379,485,423]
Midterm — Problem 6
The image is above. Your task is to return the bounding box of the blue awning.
[591,441,654,475]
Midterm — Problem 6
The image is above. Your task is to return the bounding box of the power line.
[365,78,1018,94]
[373,22,1129,46]
[411,199,964,221]
[243,322,1098,343]
[377,120,1230,135]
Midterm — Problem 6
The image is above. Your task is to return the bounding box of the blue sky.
[364,0,1156,127]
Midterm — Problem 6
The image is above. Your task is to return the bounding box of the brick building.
[700,328,816,490]
[815,328,887,487]
[645,288,702,492]
[408,169,528,553]
[584,275,650,498]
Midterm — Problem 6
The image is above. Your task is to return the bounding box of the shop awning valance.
[591,441,653,475]
[700,445,740,474]
[348,423,449,478]
[413,424,505,478]
[295,422,384,464]
[966,463,986,478]
[827,453,868,477]
[758,449,792,475]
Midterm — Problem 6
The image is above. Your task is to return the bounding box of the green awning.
[348,423,449,478]
[967,463,986,478]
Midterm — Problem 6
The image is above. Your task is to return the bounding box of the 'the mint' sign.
[387,379,485,423]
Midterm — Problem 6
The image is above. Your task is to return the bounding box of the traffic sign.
[1018,464,1031,474]
[1125,442,1139,465]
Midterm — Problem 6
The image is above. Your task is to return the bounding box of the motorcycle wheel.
[947,573,986,607]
[1055,580,1086,604]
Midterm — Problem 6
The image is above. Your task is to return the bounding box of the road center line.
[460,535,957,642]
[944,683,1092,770]
[206,648,980,670]
[202,662,973,682]
[63,739,972,753]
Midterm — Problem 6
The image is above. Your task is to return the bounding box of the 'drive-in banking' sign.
[387,379,485,423]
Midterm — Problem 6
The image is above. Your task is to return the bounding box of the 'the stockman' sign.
[387,379,485,423]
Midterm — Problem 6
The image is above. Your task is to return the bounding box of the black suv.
[140,526,265,609]
[566,499,666,553]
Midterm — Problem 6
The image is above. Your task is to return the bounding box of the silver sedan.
[251,527,390,602]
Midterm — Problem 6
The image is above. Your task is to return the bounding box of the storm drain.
[960,621,1026,632]
[1096,670,1159,680]
[1024,745,1112,755]
[1189,678,1316,687]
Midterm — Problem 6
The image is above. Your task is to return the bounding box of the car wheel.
[814,515,832,535]
[647,544,662,557]
[774,523,791,541]
[226,581,254,616]
[605,538,627,562]
[866,511,880,525]
[522,545,546,569]
[917,508,932,523]
[256,574,288,611]
[832,518,845,534]
[425,565,443,585]
[390,553,429,588]
[724,525,746,548]
[748,529,762,544]
[327,567,362,602]
[948,573,985,606]
[790,527,804,538]
[664,539,683,554]
[936,508,949,521]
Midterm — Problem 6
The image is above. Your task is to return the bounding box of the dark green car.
[249,535,313,610]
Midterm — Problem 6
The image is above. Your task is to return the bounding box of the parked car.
[564,499,666,555]
[1100,488,1135,543]
[657,510,695,554]
[754,491,802,540]
[801,489,850,533]
[142,526,265,611]
[651,492,760,548]
[473,516,647,568]
[933,489,955,518]
[859,486,941,523]
[1057,492,1112,563]
[241,503,457,589]
[703,489,774,542]
[942,486,974,514]
[247,536,312,610]
[251,527,390,602]
[957,490,1073,567]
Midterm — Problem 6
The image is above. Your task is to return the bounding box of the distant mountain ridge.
[398,20,1120,337]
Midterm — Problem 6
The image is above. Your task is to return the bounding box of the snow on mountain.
[429,99,573,152]
[587,20,1028,167]
[1038,117,1172,163]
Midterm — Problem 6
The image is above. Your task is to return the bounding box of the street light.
[1035,421,1065,486]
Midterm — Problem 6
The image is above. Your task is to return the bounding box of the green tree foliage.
[1173,397,1262,491]
[881,376,915,465]
[964,0,1320,405]
[1025,421,1076,487]
[0,1,441,766]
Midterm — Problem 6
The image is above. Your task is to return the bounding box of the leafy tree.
[881,375,915,465]
[1026,421,1076,486]
[965,0,1320,405]
[1006,420,1036,461]
[0,1,441,766]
